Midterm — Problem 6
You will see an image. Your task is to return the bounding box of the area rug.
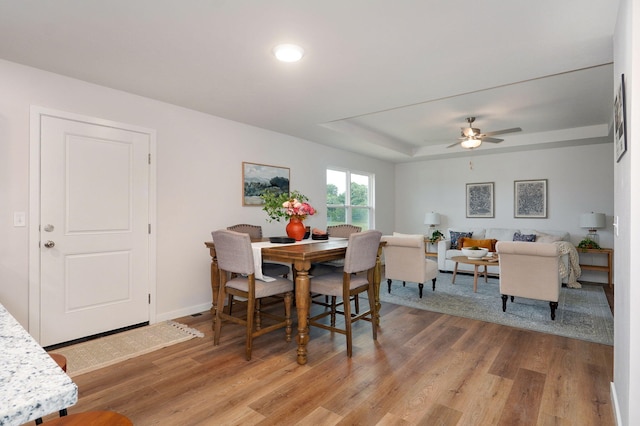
[50,321,204,377]
[381,273,614,346]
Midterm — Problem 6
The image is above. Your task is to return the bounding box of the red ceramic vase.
[286,216,306,241]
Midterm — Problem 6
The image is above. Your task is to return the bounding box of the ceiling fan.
[447,117,522,149]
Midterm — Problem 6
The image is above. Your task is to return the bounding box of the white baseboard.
[611,381,622,426]
[155,303,212,323]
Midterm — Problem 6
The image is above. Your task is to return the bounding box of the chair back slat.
[343,230,383,274]
[211,230,255,275]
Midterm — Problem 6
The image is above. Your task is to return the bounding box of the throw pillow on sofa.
[513,232,536,242]
[450,231,473,249]
[460,237,498,252]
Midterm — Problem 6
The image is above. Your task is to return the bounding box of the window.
[326,168,374,230]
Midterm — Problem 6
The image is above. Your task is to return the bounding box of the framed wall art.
[614,73,627,162]
[514,179,547,218]
[242,162,290,206]
[466,182,494,218]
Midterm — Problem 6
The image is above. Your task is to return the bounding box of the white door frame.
[28,106,157,342]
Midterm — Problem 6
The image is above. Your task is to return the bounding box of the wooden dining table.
[204,238,385,365]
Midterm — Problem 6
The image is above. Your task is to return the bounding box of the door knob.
[43,240,55,248]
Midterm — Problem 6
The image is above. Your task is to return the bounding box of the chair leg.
[330,296,337,326]
[432,277,436,291]
[367,284,378,341]
[418,283,424,298]
[387,278,392,294]
[227,294,234,315]
[246,296,255,361]
[354,295,360,314]
[213,284,226,346]
[344,291,353,357]
[501,294,508,312]
[550,301,558,320]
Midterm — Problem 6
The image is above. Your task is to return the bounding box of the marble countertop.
[0,304,78,426]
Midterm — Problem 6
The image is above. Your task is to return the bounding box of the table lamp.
[579,212,606,244]
[424,212,441,235]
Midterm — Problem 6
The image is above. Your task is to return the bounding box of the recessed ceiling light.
[273,44,304,62]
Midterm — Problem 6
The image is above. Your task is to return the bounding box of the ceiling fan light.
[273,44,305,62]
[461,138,482,149]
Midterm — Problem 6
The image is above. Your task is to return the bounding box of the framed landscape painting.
[514,179,547,218]
[242,162,290,206]
[614,73,627,162]
[466,182,494,218]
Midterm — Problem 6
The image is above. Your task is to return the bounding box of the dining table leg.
[373,244,384,326]
[293,259,311,365]
[206,244,220,330]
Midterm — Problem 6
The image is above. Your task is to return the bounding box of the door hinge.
[148,153,151,164]
[148,224,151,234]
[148,294,151,304]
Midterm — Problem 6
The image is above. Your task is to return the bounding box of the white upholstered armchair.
[496,241,562,320]
[382,233,438,298]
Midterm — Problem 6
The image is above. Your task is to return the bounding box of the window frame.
[326,167,375,229]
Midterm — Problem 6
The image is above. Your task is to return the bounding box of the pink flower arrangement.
[282,198,316,220]
[261,190,317,223]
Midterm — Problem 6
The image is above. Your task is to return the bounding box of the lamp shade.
[424,212,441,226]
[579,212,606,230]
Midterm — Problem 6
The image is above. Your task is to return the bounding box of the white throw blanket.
[555,241,582,288]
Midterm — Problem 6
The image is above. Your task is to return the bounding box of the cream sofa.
[437,228,571,281]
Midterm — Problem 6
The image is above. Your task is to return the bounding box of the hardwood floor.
[42,298,614,426]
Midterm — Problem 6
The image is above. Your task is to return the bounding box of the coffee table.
[451,255,499,292]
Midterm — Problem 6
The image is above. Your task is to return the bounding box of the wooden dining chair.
[308,230,382,357]
[227,224,290,278]
[211,229,294,360]
[326,224,362,238]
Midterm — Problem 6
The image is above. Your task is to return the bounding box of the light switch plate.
[13,211,26,227]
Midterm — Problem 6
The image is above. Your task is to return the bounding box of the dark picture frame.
[242,162,290,206]
[614,74,627,162]
[514,179,547,218]
[466,182,494,218]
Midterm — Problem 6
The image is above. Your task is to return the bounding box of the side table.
[576,247,613,288]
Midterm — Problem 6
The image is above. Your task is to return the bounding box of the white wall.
[394,144,614,283]
[612,0,639,424]
[0,58,395,328]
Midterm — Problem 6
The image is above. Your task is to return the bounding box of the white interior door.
[38,114,152,346]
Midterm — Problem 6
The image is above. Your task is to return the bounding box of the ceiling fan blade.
[447,141,462,148]
[482,127,522,137]
[481,137,503,143]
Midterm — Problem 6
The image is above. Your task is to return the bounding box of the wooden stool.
[49,353,67,372]
[44,411,133,425]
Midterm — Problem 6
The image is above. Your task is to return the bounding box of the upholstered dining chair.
[211,229,294,360]
[308,230,382,357]
[496,241,562,320]
[382,233,438,298]
[311,224,363,310]
[227,224,290,278]
[326,224,362,238]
